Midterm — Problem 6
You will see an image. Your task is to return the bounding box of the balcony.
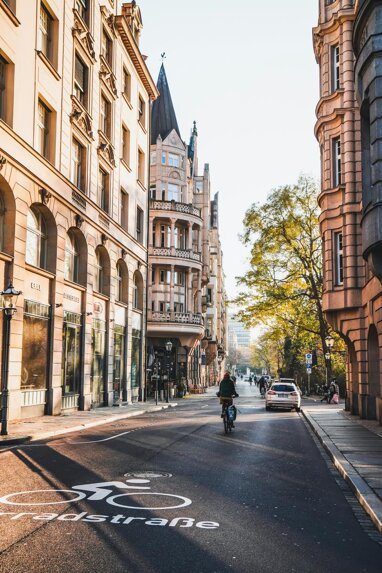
[148,310,204,343]
[149,310,203,325]
[150,199,201,219]
[149,246,202,262]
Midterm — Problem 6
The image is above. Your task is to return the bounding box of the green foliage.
[234,175,345,384]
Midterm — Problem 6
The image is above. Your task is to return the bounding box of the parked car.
[265,381,301,412]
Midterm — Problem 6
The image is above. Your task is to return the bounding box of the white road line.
[70,430,135,444]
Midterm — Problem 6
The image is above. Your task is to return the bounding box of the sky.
[131,0,321,298]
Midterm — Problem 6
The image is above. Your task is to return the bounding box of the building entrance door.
[61,312,81,409]
[91,319,106,407]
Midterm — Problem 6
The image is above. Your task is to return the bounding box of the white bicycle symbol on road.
[0,478,192,511]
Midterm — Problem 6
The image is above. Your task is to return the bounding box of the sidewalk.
[302,397,382,533]
[0,387,217,449]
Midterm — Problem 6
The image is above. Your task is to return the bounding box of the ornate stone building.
[147,64,226,392]
[0,1,157,419]
[314,0,382,423]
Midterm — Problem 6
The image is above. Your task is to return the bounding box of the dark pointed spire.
[151,63,181,145]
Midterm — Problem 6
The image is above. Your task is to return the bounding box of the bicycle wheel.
[107,492,192,510]
[223,414,229,434]
[0,489,86,506]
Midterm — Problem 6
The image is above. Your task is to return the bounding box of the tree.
[234,175,340,378]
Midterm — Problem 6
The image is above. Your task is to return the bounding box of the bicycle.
[0,479,192,511]
[221,399,237,434]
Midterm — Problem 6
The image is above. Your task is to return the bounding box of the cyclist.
[259,375,267,396]
[217,371,239,426]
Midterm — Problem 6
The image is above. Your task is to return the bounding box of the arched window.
[116,260,128,304]
[64,232,79,283]
[94,246,110,296]
[133,270,143,310]
[26,207,47,268]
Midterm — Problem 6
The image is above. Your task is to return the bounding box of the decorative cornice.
[99,56,118,98]
[70,96,94,141]
[97,131,116,168]
[72,10,96,61]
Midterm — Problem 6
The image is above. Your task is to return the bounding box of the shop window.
[62,311,82,397]
[21,301,50,392]
[26,207,48,269]
[74,53,89,108]
[91,318,106,406]
[113,324,125,403]
[116,260,128,304]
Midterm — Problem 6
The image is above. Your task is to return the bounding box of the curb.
[0,403,178,449]
[302,408,382,533]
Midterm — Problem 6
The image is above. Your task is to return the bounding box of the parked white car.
[265,381,301,412]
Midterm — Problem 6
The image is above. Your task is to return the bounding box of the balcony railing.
[150,200,201,218]
[148,311,203,325]
[150,247,202,262]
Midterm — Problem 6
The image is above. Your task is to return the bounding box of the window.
[21,301,50,392]
[138,148,145,185]
[101,28,112,67]
[3,0,16,10]
[95,249,105,294]
[160,270,170,284]
[159,301,170,312]
[168,153,179,167]
[331,44,340,92]
[123,67,131,101]
[334,232,343,285]
[37,99,51,159]
[136,206,143,243]
[138,94,145,128]
[98,167,109,212]
[74,54,88,108]
[133,271,143,310]
[160,225,170,248]
[0,55,9,123]
[149,184,156,200]
[64,232,79,283]
[116,261,128,303]
[120,189,129,230]
[161,153,166,165]
[75,0,89,25]
[168,183,180,202]
[71,138,86,191]
[26,207,47,269]
[174,302,184,313]
[174,271,185,286]
[150,152,156,166]
[332,137,341,187]
[100,94,111,139]
[39,3,53,62]
[174,227,185,249]
[121,125,130,166]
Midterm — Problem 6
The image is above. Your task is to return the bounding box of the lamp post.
[165,340,172,403]
[217,355,222,382]
[1,283,21,436]
[324,335,334,385]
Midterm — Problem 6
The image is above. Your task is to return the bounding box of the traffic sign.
[306,367,312,374]
[305,353,312,365]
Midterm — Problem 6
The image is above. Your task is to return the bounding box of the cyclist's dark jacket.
[219,376,236,397]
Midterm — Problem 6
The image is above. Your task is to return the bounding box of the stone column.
[170,265,175,311]
[187,269,193,313]
[170,219,176,252]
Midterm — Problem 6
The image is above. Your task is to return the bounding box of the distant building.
[147,65,226,392]
[0,1,158,420]
[228,314,251,369]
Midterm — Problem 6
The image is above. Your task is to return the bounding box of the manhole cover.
[123,471,172,479]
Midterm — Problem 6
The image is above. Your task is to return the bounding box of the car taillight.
[291,392,298,396]
[267,390,277,395]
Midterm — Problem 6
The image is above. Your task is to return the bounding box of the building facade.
[314,0,382,423]
[147,65,226,393]
[0,0,157,420]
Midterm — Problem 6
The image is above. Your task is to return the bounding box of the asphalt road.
[0,382,382,573]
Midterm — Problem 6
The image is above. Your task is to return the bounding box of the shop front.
[91,298,107,407]
[61,286,83,410]
[130,311,142,402]
[113,304,127,404]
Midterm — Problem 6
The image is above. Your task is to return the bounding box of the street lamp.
[324,335,334,385]
[1,282,22,435]
[165,340,173,403]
